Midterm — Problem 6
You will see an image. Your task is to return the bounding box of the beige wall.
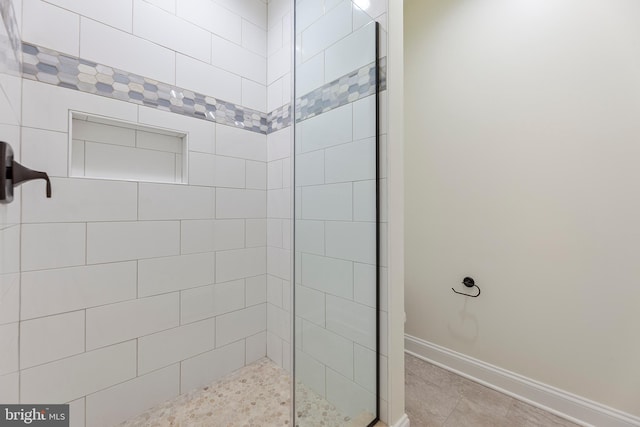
[404,0,640,417]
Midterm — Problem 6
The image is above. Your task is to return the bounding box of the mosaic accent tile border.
[22,43,270,134]
[295,57,387,123]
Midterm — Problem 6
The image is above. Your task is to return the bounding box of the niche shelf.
[69,111,187,184]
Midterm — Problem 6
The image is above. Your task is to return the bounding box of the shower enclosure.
[0,0,388,425]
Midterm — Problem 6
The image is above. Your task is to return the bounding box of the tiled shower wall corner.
[266,0,293,374]
[0,0,23,407]
[294,0,390,422]
[0,1,295,426]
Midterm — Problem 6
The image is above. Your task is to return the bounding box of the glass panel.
[294,1,379,425]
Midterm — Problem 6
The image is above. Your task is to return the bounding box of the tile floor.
[405,353,582,427]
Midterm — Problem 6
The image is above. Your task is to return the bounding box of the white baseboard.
[391,413,410,427]
[405,335,640,427]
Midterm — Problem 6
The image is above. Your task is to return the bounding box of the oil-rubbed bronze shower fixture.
[452,276,481,298]
[0,141,51,204]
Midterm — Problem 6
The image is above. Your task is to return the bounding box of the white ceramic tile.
[241,78,267,112]
[267,188,290,219]
[266,127,290,161]
[180,340,245,391]
[70,140,85,176]
[216,247,266,282]
[133,0,210,63]
[216,189,266,219]
[282,278,291,311]
[138,318,215,375]
[0,274,19,325]
[295,285,325,326]
[295,220,324,256]
[354,343,376,394]
[245,274,267,306]
[73,119,136,147]
[301,320,353,378]
[326,368,375,418]
[81,18,173,84]
[246,219,266,247]
[177,0,241,44]
[282,72,292,106]
[180,280,245,324]
[295,0,323,32]
[267,246,290,280]
[267,161,283,190]
[21,223,85,271]
[86,293,179,350]
[23,178,138,223]
[267,17,282,56]
[0,323,18,375]
[246,331,266,363]
[181,219,245,254]
[211,35,267,86]
[295,150,324,186]
[0,227,20,275]
[266,219,283,248]
[138,106,215,154]
[21,341,137,403]
[68,398,85,427]
[267,0,289,30]
[20,311,85,369]
[216,124,266,161]
[46,0,132,31]
[295,348,325,397]
[216,304,265,347]
[0,372,18,403]
[301,253,353,299]
[242,19,266,56]
[139,183,214,220]
[138,253,215,297]
[352,94,376,141]
[296,52,324,96]
[214,155,246,188]
[301,183,352,221]
[267,78,283,112]
[353,180,376,222]
[143,0,175,13]
[353,262,376,308]
[83,141,177,183]
[266,331,282,366]
[324,138,375,184]
[325,221,376,264]
[282,157,292,189]
[325,21,376,83]
[216,0,267,30]
[301,0,352,62]
[21,262,137,320]
[267,275,283,307]
[297,103,352,153]
[267,303,289,340]
[135,130,182,153]
[86,364,179,427]
[246,160,266,190]
[23,0,79,55]
[294,316,302,350]
[21,127,68,178]
[87,221,180,264]
[176,54,241,105]
[267,45,290,85]
[23,80,137,133]
[326,294,375,349]
[188,151,215,186]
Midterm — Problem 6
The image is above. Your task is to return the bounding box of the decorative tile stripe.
[268,103,292,133]
[22,43,270,134]
[295,57,387,123]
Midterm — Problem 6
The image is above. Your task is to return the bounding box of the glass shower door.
[294,1,380,425]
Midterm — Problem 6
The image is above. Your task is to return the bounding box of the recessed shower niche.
[69,112,187,184]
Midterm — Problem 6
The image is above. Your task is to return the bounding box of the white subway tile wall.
[11,1,276,424]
